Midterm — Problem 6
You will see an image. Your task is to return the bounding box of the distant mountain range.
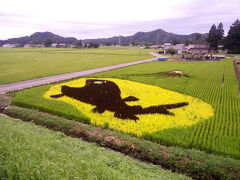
[0,29,208,46]
[83,29,208,45]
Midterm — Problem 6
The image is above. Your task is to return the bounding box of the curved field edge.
[88,59,240,158]
[11,59,240,159]
[0,104,239,180]
[0,47,153,85]
[0,115,189,180]
[44,78,214,137]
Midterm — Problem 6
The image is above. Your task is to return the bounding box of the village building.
[151,45,161,49]
[163,43,173,54]
[24,44,32,48]
[51,43,57,48]
[59,43,68,48]
[163,43,187,54]
[172,44,187,54]
[35,44,44,48]
[163,43,171,46]
[2,43,17,48]
[187,43,212,54]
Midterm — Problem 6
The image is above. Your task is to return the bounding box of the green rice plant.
[12,59,240,158]
[0,47,153,84]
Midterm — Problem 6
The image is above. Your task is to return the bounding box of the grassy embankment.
[0,47,153,85]
[0,115,189,180]
[1,104,240,180]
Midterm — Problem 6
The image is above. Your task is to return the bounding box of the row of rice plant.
[12,60,240,158]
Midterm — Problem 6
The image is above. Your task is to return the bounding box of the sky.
[0,0,239,40]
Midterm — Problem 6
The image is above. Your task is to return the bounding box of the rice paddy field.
[0,47,152,84]
[12,58,240,159]
[0,115,188,180]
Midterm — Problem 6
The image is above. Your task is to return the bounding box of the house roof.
[188,48,209,51]
[163,45,173,50]
[173,44,185,50]
[164,43,171,46]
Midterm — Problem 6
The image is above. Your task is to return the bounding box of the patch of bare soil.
[159,149,169,159]
[164,72,183,77]
[233,59,240,97]
[162,71,189,77]
[0,95,12,112]
[234,59,240,84]
[0,95,12,105]
[104,136,125,146]
[167,58,185,62]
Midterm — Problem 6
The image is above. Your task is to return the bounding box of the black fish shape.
[50,79,188,121]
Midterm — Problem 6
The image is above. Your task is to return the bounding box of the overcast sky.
[0,0,239,40]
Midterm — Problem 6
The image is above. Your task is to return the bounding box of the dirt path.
[0,52,159,94]
[233,58,240,97]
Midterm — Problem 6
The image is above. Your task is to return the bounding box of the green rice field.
[0,47,152,84]
[12,59,240,158]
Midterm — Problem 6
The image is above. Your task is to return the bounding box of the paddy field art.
[1,43,240,180]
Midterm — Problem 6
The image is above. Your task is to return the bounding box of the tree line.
[207,19,240,54]
[44,39,99,48]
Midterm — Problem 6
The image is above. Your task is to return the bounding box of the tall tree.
[166,48,177,56]
[74,40,82,48]
[131,40,135,46]
[185,40,192,46]
[44,39,53,47]
[224,19,240,54]
[172,39,179,45]
[216,22,224,44]
[207,24,218,49]
[195,34,202,42]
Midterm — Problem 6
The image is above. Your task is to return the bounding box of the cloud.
[0,0,239,39]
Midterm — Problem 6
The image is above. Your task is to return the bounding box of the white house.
[51,43,57,48]
[163,43,187,54]
[24,44,32,48]
[2,43,17,48]
[151,45,161,49]
[163,43,173,54]
[172,44,187,54]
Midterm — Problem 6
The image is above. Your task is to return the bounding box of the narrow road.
[233,58,240,97]
[0,52,160,94]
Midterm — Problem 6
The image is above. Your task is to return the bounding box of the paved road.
[0,52,160,94]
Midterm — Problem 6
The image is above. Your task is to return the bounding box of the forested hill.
[0,32,77,46]
[83,29,208,45]
[0,29,208,46]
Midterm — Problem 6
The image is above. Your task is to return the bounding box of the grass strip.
[1,104,240,180]
[0,115,188,180]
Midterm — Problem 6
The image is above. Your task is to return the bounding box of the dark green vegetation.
[1,105,240,180]
[166,48,178,56]
[224,19,240,54]
[0,47,152,84]
[0,115,190,180]
[12,59,240,159]
[207,22,224,49]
